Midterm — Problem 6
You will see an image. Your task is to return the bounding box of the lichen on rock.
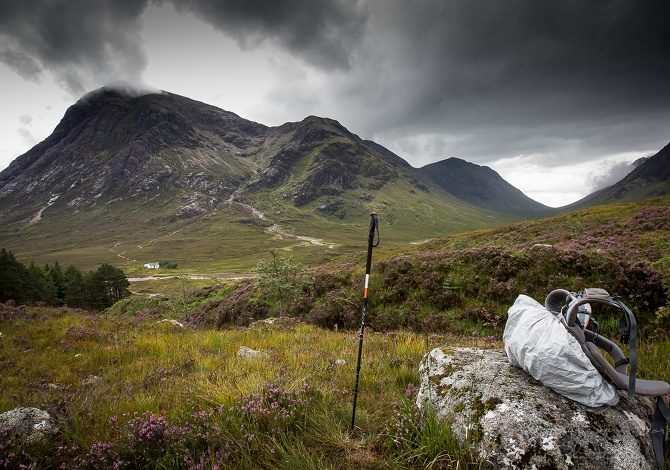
[417,347,658,469]
[0,407,59,445]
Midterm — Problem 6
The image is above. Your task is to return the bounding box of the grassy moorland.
[181,197,670,340]
[0,307,497,469]
[1,197,670,468]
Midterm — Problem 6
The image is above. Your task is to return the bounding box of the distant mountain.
[0,89,411,223]
[564,142,670,210]
[0,87,544,270]
[418,158,553,218]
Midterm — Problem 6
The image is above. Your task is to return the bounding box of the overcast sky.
[1,0,669,207]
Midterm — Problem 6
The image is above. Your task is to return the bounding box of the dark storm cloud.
[0,0,367,96]
[349,0,670,165]
[0,0,150,95]
[171,0,368,70]
[1,0,668,169]
[0,49,42,82]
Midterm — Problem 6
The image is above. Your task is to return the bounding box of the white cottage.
[144,262,160,269]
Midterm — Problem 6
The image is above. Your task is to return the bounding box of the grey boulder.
[417,347,658,469]
[0,407,59,444]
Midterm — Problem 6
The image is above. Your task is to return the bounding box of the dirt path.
[128,274,254,282]
[107,242,136,266]
[227,192,335,249]
[266,224,335,248]
[138,227,187,249]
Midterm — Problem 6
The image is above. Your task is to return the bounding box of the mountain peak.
[77,86,162,103]
[296,115,351,136]
[419,157,552,218]
[301,114,336,124]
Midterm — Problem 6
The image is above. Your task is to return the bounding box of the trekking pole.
[351,211,379,431]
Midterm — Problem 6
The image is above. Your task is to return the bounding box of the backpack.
[543,288,670,469]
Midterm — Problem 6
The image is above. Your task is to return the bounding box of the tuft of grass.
[272,438,331,470]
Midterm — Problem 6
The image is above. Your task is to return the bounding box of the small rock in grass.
[82,375,102,386]
[157,319,184,328]
[248,316,300,331]
[236,346,268,359]
[531,243,554,249]
[334,359,346,367]
[0,407,59,444]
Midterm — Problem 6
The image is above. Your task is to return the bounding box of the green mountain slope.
[0,88,519,272]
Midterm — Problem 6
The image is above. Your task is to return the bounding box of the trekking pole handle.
[368,211,379,248]
[351,211,379,431]
[363,212,378,300]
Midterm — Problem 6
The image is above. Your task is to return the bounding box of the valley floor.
[3,197,670,467]
[2,306,670,468]
[0,306,502,469]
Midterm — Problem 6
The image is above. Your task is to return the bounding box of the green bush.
[253,250,310,316]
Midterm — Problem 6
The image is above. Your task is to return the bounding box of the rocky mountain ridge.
[0,89,264,223]
[0,88,551,226]
[8,87,663,269]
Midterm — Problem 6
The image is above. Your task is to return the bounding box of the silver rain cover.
[503,295,619,407]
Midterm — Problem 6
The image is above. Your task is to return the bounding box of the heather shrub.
[416,312,454,333]
[307,266,355,297]
[73,440,124,469]
[183,198,670,336]
[0,426,31,469]
[367,305,407,331]
[383,387,423,452]
[459,305,505,328]
[235,382,316,437]
[306,290,359,329]
[124,413,185,466]
[40,382,320,469]
[184,282,270,328]
[215,296,269,328]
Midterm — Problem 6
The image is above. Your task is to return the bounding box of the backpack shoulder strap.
[613,297,638,396]
[567,291,639,396]
[652,396,670,470]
